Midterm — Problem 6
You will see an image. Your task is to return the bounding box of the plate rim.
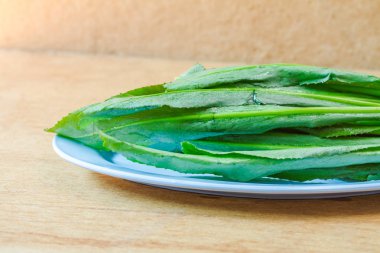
[52,135,380,196]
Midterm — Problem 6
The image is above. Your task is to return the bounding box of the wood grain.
[1,50,380,253]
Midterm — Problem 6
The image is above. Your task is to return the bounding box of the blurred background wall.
[0,0,379,69]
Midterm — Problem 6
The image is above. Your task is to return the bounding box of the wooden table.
[1,50,380,253]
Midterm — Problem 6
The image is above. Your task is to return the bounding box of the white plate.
[53,135,380,199]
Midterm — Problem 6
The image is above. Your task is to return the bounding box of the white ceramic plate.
[53,135,380,199]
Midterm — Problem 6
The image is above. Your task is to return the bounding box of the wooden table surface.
[1,50,380,253]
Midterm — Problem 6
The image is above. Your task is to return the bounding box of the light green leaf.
[165,64,380,92]
[99,131,380,181]
[182,133,380,159]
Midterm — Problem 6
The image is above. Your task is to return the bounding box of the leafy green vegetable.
[99,131,380,181]
[299,125,380,138]
[271,164,380,182]
[51,86,380,137]
[48,63,380,182]
[113,84,166,97]
[53,105,380,152]
[47,89,258,148]
[181,133,380,159]
[253,86,380,107]
[165,64,380,91]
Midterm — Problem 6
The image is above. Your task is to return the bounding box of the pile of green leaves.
[47,64,380,182]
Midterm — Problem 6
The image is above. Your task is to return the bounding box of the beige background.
[0,0,379,69]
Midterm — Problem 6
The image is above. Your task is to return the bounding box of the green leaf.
[299,125,380,137]
[98,105,380,151]
[181,133,380,159]
[165,64,380,92]
[253,86,380,107]
[271,164,380,182]
[176,64,206,79]
[47,88,258,142]
[50,105,380,152]
[80,88,258,118]
[111,84,166,98]
[99,131,380,181]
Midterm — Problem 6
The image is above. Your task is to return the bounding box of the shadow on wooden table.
[92,173,380,217]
